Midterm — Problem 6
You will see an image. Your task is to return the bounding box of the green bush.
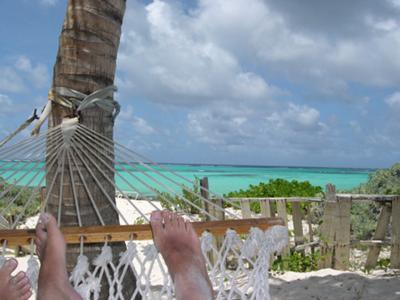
[272,251,320,272]
[351,202,380,240]
[353,163,400,195]
[0,178,41,225]
[349,163,400,240]
[224,178,323,213]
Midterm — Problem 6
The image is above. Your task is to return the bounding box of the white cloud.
[39,0,58,6]
[15,56,49,88]
[132,117,155,135]
[118,0,277,106]
[0,67,25,93]
[0,56,49,93]
[114,0,400,166]
[385,92,400,108]
[0,94,24,115]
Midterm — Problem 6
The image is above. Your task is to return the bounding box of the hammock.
[0,117,288,299]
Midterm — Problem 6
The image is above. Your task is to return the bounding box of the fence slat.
[390,197,400,268]
[319,184,336,269]
[365,203,391,269]
[260,199,272,218]
[240,199,252,218]
[276,199,289,256]
[334,197,352,270]
[292,202,304,246]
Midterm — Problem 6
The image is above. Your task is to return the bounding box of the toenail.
[39,213,50,224]
[151,211,162,219]
[5,259,17,268]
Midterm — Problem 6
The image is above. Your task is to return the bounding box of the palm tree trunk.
[46,0,139,298]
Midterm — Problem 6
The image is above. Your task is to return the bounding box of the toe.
[162,210,172,228]
[1,258,18,276]
[177,216,185,229]
[15,275,30,289]
[21,289,32,300]
[185,220,196,235]
[35,221,47,242]
[150,211,164,237]
[18,282,31,295]
[170,212,178,227]
[13,271,26,284]
[41,213,59,235]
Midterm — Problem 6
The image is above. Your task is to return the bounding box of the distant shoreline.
[156,162,376,171]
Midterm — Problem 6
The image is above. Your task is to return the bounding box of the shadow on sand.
[270,271,400,300]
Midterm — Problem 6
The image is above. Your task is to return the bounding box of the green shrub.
[349,162,400,240]
[0,178,41,225]
[271,251,320,272]
[351,202,380,240]
[353,163,400,195]
[224,178,323,213]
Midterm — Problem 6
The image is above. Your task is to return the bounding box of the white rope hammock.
[0,117,288,299]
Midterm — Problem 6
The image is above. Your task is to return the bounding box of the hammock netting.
[0,117,288,299]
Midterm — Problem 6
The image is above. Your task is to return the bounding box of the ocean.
[1,162,373,196]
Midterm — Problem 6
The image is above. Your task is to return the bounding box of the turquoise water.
[1,161,373,195]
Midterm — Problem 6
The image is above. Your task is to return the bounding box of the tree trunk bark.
[46,1,139,298]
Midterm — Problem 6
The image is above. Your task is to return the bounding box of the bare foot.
[35,213,82,300]
[150,210,214,300]
[0,258,32,300]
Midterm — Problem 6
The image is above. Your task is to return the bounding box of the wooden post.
[319,184,337,269]
[365,203,391,269]
[260,199,272,218]
[200,177,210,221]
[240,199,252,218]
[306,204,315,254]
[390,196,400,268]
[292,201,304,248]
[276,199,289,257]
[334,196,352,270]
[200,177,225,265]
[40,187,46,211]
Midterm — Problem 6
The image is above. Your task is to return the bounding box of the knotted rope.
[31,85,120,136]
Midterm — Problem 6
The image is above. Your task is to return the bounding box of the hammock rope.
[0,87,288,299]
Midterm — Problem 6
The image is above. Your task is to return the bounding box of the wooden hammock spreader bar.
[1,217,283,246]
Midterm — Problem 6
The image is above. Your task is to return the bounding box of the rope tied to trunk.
[31,85,120,136]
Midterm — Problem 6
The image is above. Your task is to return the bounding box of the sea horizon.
[1,161,374,195]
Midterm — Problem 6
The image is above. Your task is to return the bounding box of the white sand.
[270,269,400,300]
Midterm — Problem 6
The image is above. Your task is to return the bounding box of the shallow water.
[0,162,372,196]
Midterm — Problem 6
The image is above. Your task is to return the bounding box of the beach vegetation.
[224,178,323,213]
[272,251,320,272]
[0,178,41,225]
[157,177,203,215]
[349,162,400,240]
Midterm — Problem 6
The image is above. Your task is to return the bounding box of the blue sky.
[1,0,400,168]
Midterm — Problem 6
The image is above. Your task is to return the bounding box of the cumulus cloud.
[132,116,155,135]
[118,0,278,106]
[38,0,58,6]
[385,92,400,109]
[15,56,48,88]
[0,67,25,93]
[0,56,49,93]
[116,104,155,135]
[114,0,400,165]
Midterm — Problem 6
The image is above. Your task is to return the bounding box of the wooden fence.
[200,178,400,271]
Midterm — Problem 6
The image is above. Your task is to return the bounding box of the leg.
[150,210,214,300]
[0,258,32,300]
[35,213,82,300]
